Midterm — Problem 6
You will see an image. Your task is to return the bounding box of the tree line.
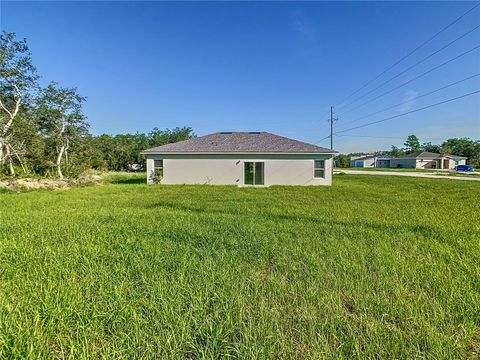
[0,32,193,178]
[335,134,480,168]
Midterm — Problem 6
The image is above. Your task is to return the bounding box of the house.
[142,132,337,186]
[389,151,467,169]
[375,157,392,168]
[350,155,376,168]
[350,155,392,168]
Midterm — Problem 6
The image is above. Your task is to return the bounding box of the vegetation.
[0,31,193,177]
[403,134,421,153]
[1,175,479,358]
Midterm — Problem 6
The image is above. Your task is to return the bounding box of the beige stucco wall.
[446,159,466,169]
[416,159,437,169]
[415,158,467,169]
[145,154,333,186]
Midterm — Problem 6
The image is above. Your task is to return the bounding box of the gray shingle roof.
[142,132,336,154]
[446,154,467,160]
[398,151,441,159]
[351,155,376,161]
[397,151,467,159]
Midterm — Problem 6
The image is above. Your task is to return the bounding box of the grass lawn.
[336,167,480,177]
[337,167,433,172]
[1,174,479,358]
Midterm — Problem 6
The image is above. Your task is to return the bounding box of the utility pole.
[330,106,334,149]
[328,106,337,150]
[328,106,338,173]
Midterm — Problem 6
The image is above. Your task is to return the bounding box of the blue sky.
[1,1,479,153]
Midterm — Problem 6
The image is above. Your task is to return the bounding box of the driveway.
[335,169,480,181]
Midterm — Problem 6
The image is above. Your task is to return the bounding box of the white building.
[350,155,392,168]
[142,132,337,186]
[350,155,376,168]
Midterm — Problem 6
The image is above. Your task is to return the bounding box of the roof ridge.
[142,131,337,154]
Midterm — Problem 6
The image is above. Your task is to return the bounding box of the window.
[314,160,325,178]
[154,159,163,181]
[244,162,264,185]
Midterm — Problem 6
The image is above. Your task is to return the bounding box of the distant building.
[389,152,466,169]
[350,155,375,168]
[349,151,466,169]
[350,155,392,168]
[375,157,392,168]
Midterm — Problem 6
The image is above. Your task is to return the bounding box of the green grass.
[1,175,479,358]
[337,167,480,177]
[337,167,430,172]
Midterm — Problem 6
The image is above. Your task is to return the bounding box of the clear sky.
[1,1,479,153]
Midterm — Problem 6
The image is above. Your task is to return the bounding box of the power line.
[337,134,451,141]
[337,44,480,117]
[334,90,480,135]
[337,134,405,140]
[315,135,331,144]
[335,2,480,107]
[337,73,480,128]
[339,24,480,111]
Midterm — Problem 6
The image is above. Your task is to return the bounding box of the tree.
[37,82,88,179]
[90,127,195,172]
[0,31,39,175]
[403,134,420,153]
[148,126,194,147]
[421,142,441,153]
[441,138,480,166]
[389,145,404,157]
[10,107,45,174]
[1,32,197,178]
[334,154,350,168]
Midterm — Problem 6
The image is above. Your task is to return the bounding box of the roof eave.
[445,156,467,159]
[141,151,338,155]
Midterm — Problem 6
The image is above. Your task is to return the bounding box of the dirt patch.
[0,172,110,192]
[0,178,70,191]
[342,297,356,315]
[72,174,103,186]
[468,330,480,359]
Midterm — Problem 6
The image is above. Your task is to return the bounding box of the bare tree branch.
[11,85,22,119]
[0,98,14,120]
[8,143,26,173]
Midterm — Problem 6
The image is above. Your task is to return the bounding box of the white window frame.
[153,159,163,181]
[314,159,325,178]
[244,161,265,186]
